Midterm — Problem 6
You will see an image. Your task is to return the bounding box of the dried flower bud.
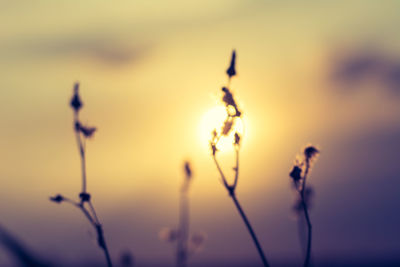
[289,165,302,182]
[184,161,192,179]
[304,146,319,160]
[50,194,64,203]
[70,82,83,111]
[188,232,207,253]
[79,192,91,202]
[226,50,236,78]
[234,132,241,146]
[210,142,217,156]
[159,227,179,242]
[221,87,241,117]
[120,251,134,267]
[79,125,97,138]
[221,119,233,136]
[222,87,236,107]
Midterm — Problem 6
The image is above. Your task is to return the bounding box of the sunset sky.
[1,1,400,266]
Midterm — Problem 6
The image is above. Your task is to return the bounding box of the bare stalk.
[300,160,312,267]
[51,84,113,267]
[212,152,270,267]
[75,126,113,267]
[177,190,189,267]
[210,50,269,267]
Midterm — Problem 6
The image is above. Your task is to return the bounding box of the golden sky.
[1,1,400,266]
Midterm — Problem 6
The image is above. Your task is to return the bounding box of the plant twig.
[50,83,113,267]
[212,153,270,267]
[177,189,189,267]
[289,146,319,267]
[300,160,312,267]
[210,51,270,267]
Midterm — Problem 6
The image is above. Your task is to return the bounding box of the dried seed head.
[304,146,319,161]
[210,129,219,156]
[221,87,241,117]
[159,227,179,243]
[210,142,217,156]
[289,165,302,182]
[221,119,233,136]
[50,194,64,203]
[70,82,83,112]
[226,50,236,78]
[188,232,207,253]
[79,124,97,138]
[234,132,241,146]
[184,161,192,179]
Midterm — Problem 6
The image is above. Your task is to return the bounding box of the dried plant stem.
[230,193,269,267]
[212,153,269,267]
[177,190,189,267]
[63,198,112,267]
[74,112,87,193]
[73,113,112,267]
[52,84,112,267]
[300,160,312,267]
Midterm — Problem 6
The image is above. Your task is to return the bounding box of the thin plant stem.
[74,114,112,267]
[230,193,269,267]
[300,159,312,267]
[62,200,112,267]
[232,146,239,189]
[52,85,113,267]
[74,112,87,194]
[212,153,269,267]
[177,190,189,267]
[212,156,230,190]
[95,223,113,267]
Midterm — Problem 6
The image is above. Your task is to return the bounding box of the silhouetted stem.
[230,193,270,267]
[74,112,87,193]
[177,190,189,267]
[0,224,48,267]
[300,159,312,267]
[212,156,230,190]
[72,111,112,267]
[300,197,312,267]
[96,224,113,267]
[212,153,269,267]
[232,147,239,189]
[76,203,113,267]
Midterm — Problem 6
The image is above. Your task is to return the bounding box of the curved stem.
[230,193,270,267]
[212,154,269,267]
[212,155,230,190]
[77,204,113,267]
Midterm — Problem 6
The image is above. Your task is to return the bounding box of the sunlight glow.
[199,105,245,154]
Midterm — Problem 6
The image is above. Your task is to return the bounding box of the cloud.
[1,33,150,67]
[328,46,400,94]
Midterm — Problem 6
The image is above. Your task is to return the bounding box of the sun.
[199,105,245,154]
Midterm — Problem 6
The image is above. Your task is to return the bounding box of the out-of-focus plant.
[50,82,113,267]
[209,51,270,267]
[160,161,206,267]
[289,146,319,267]
[0,224,50,267]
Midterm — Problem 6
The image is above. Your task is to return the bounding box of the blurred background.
[1,0,400,266]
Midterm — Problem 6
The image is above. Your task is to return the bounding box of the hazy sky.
[1,1,400,266]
